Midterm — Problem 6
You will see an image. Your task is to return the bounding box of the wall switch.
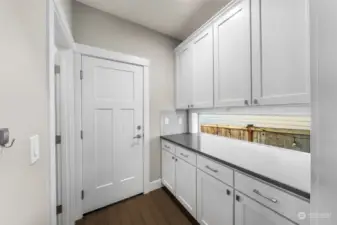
[164,117,169,125]
[178,117,183,125]
[30,135,40,165]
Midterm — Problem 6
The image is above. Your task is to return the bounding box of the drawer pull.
[226,189,231,196]
[164,145,170,149]
[205,165,218,173]
[180,153,189,158]
[253,189,278,204]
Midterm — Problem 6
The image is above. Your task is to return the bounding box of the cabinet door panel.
[251,0,310,105]
[176,158,197,218]
[197,169,234,225]
[235,192,296,225]
[176,46,193,109]
[161,150,176,194]
[192,27,214,108]
[214,0,251,107]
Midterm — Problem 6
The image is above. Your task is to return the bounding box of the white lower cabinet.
[176,157,197,217]
[235,192,296,225]
[161,140,309,225]
[197,169,234,225]
[161,149,176,194]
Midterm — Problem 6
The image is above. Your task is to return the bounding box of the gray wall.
[56,0,73,29]
[0,1,50,225]
[73,2,180,181]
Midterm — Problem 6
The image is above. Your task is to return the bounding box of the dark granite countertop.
[161,133,310,200]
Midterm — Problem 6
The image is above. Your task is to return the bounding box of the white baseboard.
[147,179,162,193]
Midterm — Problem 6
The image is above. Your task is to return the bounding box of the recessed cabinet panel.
[161,149,176,194]
[192,27,214,108]
[176,158,197,218]
[214,0,251,107]
[176,46,193,109]
[197,169,234,225]
[235,192,297,225]
[251,0,310,105]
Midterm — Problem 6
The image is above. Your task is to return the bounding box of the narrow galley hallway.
[76,188,198,225]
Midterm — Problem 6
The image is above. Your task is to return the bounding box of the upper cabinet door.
[213,0,252,107]
[192,27,214,109]
[235,192,297,225]
[251,0,310,105]
[176,45,193,109]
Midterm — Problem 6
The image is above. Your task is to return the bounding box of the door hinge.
[80,70,83,80]
[55,65,61,74]
[80,130,83,140]
[81,190,84,200]
[56,205,63,214]
[56,135,61,145]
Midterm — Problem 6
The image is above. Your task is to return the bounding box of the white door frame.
[48,1,74,225]
[73,43,151,219]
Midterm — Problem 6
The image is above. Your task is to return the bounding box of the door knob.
[133,134,142,139]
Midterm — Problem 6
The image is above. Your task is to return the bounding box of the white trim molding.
[73,44,151,219]
[75,44,150,66]
[48,1,75,225]
[147,179,163,193]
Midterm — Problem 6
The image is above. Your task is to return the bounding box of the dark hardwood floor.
[76,188,199,225]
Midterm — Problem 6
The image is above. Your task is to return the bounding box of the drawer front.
[235,172,310,225]
[197,156,234,186]
[161,140,175,154]
[176,146,197,166]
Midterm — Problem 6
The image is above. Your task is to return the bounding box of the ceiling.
[76,0,231,40]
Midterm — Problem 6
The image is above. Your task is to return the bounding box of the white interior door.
[82,56,144,213]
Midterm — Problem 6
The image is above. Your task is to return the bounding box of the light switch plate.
[30,135,40,165]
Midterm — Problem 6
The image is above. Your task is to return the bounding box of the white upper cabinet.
[214,0,251,107]
[251,0,310,105]
[235,192,297,225]
[176,45,193,109]
[175,0,310,109]
[176,27,214,110]
[192,27,214,109]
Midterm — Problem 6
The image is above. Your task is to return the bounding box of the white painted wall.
[55,0,72,29]
[73,1,180,181]
[0,1,50,225]
[310,0,337,224]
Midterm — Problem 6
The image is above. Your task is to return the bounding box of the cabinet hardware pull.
[172,156,175,160]
[244,100,249,105]
[236,195,241,202]
[253,189,278,204]
[180,153,189,158]
[175,158,178,162]
[226,189,231,196]
[205,165,218,173]
[253,99,259,105]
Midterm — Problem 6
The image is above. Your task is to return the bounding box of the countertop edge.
[160,135,310,201]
